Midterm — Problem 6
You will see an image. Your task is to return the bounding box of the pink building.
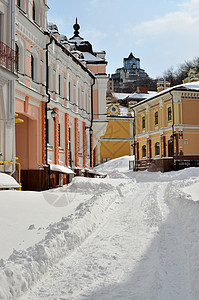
[15,1,108,190]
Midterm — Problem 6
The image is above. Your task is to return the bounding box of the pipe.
[169,91,175,158]
[10,0,16,176]
[44,33,53,189]
[90,77,95,168]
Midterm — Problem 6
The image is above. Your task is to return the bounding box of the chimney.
[157,80,170,93]
[53,32,60,41]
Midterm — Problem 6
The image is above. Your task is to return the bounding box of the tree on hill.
[159,57,199,86]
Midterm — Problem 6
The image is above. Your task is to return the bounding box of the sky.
[47,0,199,79]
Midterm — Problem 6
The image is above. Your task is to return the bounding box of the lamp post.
[85,125,93,168]
[46,107,57,189]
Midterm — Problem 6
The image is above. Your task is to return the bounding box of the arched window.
[15,38,25,74]
[31,54,34,80]
[31,47,40,82]
[15,43,19,59]
[142,145,146,158]
[155,142,160,156]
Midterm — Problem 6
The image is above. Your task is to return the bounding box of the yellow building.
[132,81,199,172]
[95,103,134,164]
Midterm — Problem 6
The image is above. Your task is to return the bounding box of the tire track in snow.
[21,180,193,300]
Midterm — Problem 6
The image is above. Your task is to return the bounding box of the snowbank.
[0,178,122,299]
[0,173,20,189]
[95,155,135,175]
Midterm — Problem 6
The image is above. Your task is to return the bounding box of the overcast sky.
[47,0,199,79]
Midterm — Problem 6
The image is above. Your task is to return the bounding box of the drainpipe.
[169,91,175,164]
[131,107,136,171]
[90,78,95,168]
[10,0,16,176]
[44,33,53,189]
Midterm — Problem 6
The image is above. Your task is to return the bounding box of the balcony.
[0,41,18,74]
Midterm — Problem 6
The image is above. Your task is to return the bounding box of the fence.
[0,41,18,73]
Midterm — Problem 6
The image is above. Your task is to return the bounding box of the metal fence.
[0,41,18,73]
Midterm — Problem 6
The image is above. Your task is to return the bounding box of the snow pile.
[1,161,199,299]
[0,173,20,189]
[95,155,135,173]
[167,182,199,298]
[0,178,122,299]
[67,177,115,194]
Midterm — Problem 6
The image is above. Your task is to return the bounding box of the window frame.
[154,111,158,126]
[168,106,172,122]
[155,142,160,156]
[142,145,147,158]
[142,116,145,130]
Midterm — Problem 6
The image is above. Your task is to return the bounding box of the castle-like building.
[109,52,149,92]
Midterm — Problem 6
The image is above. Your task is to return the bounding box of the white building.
[0,0,18,174]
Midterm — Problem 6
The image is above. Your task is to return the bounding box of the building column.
[82,122,86,167]
[65,113,69,166]
[74,118,79,166]
[41,102,46,164]
[91,133,94,168]
[54,108,59,164]
[147,138,151,159]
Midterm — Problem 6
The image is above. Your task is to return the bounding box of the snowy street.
[1,157,199,299]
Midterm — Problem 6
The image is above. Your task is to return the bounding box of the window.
[0,13,3,42]
[168,107,172,122]
[15,43,19,59]
[155,142,160,156]
[155,111,158,126]
[78,88,81,108]
[58,123,61,147]
[78,130,82,154]
[17,0,25,9]
[142,145,146,158]
[58,74,61,95]
[69,82,71,101]
[142,116,145,129]
[85,93,88,112]
[32,1,36,21]
[31,54,34,80]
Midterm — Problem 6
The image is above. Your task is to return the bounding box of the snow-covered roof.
[82,52,103,62]
[112,91,157,101]
[0,172,20,189]
[132,81,199,108]
[50,164,74,174]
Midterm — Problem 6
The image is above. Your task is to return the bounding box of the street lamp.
[47,107,57,120]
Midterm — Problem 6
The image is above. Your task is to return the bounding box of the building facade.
[111,52,149,92]
[0,0,18,175]
[14,1,108,190]
[133,81,199,172]
[95,103,134,165]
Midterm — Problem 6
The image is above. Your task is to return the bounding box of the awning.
[50,164,75,174]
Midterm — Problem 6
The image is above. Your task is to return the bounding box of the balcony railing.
[0,41,18,73]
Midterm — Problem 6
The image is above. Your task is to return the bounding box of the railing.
[0,41,18,73]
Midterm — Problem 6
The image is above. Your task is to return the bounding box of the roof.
[50,164,74,174]
[113,91,157,101]
[132,81,199,108]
